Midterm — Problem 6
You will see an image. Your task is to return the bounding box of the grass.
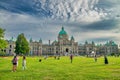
[0,56,120,80]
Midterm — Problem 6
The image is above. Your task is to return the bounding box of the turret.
[71,36,74,41]
[9,37,14,42]
[29,37,33,43]
[85,41,88,45]
[92,41,95,45]
[39,38,42,43]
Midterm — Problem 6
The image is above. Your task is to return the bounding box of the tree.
[0,28,7,49]
[15,33,30,55]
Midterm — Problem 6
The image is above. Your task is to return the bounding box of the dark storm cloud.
[48,18,119,33]
[83,19,118,30]
[70,19,118,32]
[88,37,115,43]
[0,0,33,14]
[0,0,120,43]
[0,0,52,17]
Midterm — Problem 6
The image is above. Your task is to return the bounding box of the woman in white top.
[22,56,26,70]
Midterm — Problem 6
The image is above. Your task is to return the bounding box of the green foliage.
[0,56,120,80]
[15,33,30,55]
[109,53,119,57]
[0,51,5,56]
[0,28,5,38]
[0,39,8,49]
[0,28,7,49]
[110,53,115,56]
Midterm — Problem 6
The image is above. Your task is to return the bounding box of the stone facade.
[78,40,118,56]
[30,27,78,56]
[29,40,42,56]
[4,38,15,55]
[3,27,119,56]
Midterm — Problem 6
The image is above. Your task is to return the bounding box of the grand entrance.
[66,48,69,52]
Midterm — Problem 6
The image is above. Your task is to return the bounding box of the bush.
[0,51,6,56]
[110,53,115,56]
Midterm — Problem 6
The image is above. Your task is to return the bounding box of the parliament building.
[29,27,78,56]
[4,27,119,56]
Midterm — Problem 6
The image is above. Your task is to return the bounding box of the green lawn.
[0,56,120,80]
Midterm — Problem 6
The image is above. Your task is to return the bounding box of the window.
[10,45,12,48]
[9,49,11,53]
[4,50,6,52]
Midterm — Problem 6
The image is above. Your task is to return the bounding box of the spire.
[11,36,13,41]
[92,41,95,45]
[10,36,14,42]
[12,36,13,40]
[29,37,33,42]
[71,36,74,41]
[54,40,57,42]
[39,38,42,43]
[85,41,88,44]
[62,26,64,30]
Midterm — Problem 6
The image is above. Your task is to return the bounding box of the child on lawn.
[22,56,26,70]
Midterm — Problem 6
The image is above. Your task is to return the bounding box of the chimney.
[49,40,50,46]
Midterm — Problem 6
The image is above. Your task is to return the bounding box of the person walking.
[94,55,97,62]
[70,54,73,63]
[104,55,108,64]
[12,55,18,72]
[22,56,26,70]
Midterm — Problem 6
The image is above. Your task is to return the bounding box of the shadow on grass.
[0,69,25,73]
[0,70,12,73]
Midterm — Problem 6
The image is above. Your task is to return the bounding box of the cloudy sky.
[0,0,120,44]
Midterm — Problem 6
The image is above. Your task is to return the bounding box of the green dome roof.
[9,37,14,42]
[59,27,67,35]
[39,38,42,43]
[105,41,117,46]
[71,36,74,40]
[53,40,57,43]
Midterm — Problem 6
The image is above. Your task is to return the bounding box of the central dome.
[59,27,67,35]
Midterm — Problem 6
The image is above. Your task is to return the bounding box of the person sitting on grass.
[39,59,42,62]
